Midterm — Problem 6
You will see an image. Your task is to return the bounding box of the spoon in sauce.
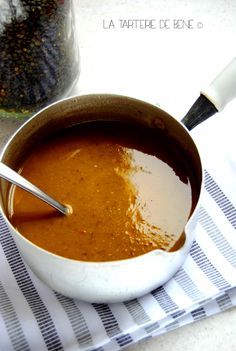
[0,162,71,216]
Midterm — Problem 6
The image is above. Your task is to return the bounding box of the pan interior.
[7,120,200,261]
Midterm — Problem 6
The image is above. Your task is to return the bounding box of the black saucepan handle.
[181,94,218,131]
[181,58,236,131]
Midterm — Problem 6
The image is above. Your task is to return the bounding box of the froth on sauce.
[8,121,194,262]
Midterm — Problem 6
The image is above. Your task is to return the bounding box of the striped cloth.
[0,111,236,351]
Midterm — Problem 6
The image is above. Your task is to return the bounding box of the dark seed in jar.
[0,0,79,116]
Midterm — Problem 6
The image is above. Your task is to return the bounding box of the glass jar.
[0,0,80,118]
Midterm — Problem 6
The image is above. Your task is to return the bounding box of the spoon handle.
[0,162,69,215]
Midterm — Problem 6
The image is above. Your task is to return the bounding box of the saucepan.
[0,59,236,303]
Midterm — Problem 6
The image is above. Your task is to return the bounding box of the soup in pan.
[8,120,196,262]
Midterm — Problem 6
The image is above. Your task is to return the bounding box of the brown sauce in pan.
[8,121,195,262]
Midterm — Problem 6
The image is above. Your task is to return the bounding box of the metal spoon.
[0,162,71,216]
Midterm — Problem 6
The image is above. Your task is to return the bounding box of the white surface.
[125,308,236,351]
[1,0,236,349]
[72,0,236,120]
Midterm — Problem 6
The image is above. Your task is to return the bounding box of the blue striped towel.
[0,109,235,351]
